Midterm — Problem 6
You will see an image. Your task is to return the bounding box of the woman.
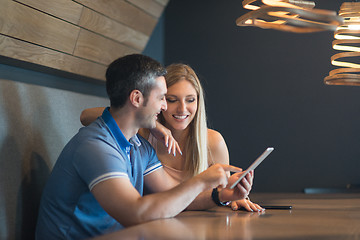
[81,63,263,212]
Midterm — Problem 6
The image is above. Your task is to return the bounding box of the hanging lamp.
[324,2,360,86]
[236,0,344,33]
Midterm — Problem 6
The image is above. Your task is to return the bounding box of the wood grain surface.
[0,0,167,81]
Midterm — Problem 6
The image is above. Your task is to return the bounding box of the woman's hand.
[230,198,264,212]
[219,170,264,211]
[149,122,182,156]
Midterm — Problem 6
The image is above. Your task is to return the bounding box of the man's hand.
[194,164,242,190]
[219,170,254,202]
[149,122,182,156]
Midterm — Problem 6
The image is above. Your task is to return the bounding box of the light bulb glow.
[347,24,360,30]
[325,2,360,86]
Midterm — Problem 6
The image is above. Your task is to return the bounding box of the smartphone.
[229,147,274,189]
[262,205,292,210]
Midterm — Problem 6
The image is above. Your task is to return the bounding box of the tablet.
[229,147,274,189]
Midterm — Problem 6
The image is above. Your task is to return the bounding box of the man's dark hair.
[106,54,167,108]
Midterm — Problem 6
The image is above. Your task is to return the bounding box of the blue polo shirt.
[36,108,162,239]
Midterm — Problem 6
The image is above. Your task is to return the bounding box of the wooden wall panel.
[74,29,139,65]
[126,0,164,18]
[154,0,169,6]
[0,0,79,54]
[75,0,157,36]
[79,8,148,51]
[0,35,107,80]
[15,0,83,25]
[0,0,168,81]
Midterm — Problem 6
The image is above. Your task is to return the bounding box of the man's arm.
[144,163,253,211]
[143,165,180,193]
[91,164,239,227]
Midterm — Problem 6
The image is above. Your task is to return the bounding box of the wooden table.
[92,193,360,239]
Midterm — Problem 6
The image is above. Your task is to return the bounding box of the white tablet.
[229,147,274,189]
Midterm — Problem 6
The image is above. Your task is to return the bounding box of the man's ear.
[129,90,144,108]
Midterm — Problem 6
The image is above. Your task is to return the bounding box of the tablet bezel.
[229,147,274,189]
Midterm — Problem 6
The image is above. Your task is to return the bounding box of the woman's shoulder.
[138,128,150,140]
[207,129,225,146]
[207,129,227,153]
[207,128,229,164]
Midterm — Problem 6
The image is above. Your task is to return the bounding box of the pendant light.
[325,2,360,86]
[236,0,344,33]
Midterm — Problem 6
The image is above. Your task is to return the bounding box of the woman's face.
[162,79,198,131]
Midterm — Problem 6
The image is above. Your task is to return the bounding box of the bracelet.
[211,188,230,206]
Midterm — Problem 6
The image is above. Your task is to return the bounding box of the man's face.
[136,76,167,129]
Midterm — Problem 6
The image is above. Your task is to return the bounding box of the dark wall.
[164,0,360,192]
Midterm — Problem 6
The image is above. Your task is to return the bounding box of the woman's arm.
[80,107,181,155]
[207,129,264,212]
[80,107,105,126]
[149,122,182,156]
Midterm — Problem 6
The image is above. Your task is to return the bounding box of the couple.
[36,54,263,239]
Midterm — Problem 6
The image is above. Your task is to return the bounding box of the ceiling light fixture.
[236,0,344,33]
[325,2,360,86]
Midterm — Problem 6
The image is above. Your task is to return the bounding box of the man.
[36,54,253,239]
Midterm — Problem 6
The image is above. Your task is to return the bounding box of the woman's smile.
[173,115,189,120]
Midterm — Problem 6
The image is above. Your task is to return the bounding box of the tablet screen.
[229,147,274,189]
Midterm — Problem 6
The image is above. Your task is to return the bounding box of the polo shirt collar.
[101,107,141,151]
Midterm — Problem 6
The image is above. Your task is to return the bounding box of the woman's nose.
[177,101,186,112]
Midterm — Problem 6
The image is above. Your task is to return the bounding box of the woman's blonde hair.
[159,63,210,176]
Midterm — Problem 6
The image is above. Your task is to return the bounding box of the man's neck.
[109,107,139,140]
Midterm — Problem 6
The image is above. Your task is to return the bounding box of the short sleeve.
[136,135,162,176]
[73,139,129,190]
